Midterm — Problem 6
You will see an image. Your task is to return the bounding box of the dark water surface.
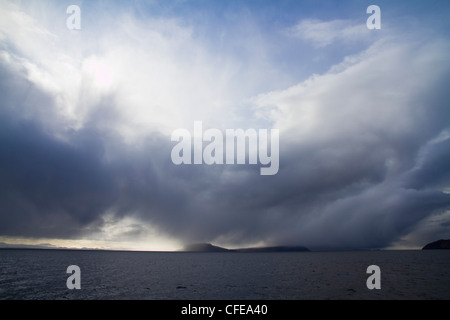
[1,249,449,300]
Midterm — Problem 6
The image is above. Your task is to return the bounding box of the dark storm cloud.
[0,79,117,238]
[148,140,450,249]
[406,137,450,191]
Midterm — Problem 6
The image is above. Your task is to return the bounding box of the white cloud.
[254,37,450,146]
[289,19,370,48]
[0,1,287,144]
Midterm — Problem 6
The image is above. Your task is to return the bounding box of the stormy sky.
[0,0,449,251]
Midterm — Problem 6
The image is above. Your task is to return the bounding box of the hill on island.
[183,243,231,252]
[422,239,450,250]
[181,243,310,253]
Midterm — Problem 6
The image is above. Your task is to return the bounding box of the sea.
[0,249,449,300]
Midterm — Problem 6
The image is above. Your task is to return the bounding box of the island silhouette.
[181,243,310,253]
[422,239,450,250]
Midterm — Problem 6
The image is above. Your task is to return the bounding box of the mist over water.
[0,249,449,300]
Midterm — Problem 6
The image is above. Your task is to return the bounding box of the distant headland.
[181,243,310,253]
[422,239,450,250]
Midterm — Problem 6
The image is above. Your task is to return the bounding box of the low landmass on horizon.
[422,239,450,250]
[182,243,309,253]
